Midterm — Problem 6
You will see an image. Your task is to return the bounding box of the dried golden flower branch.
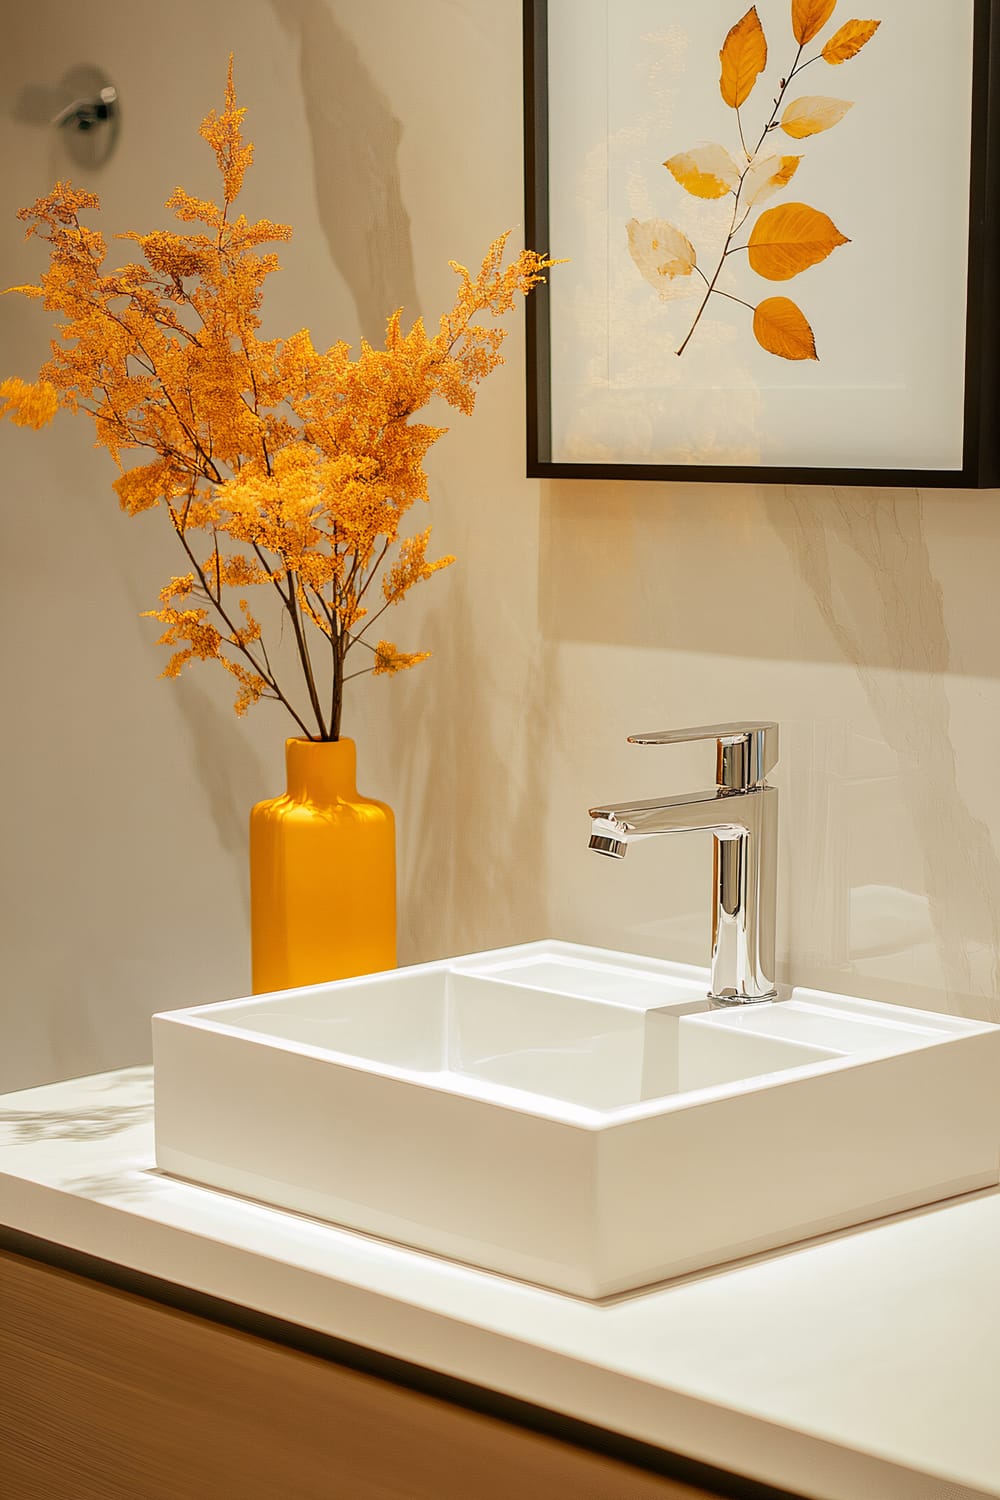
[3,59,554,738]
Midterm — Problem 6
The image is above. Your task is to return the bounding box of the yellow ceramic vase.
[249,737,396,993]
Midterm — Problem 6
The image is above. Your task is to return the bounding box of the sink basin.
[153,942,1000,1297]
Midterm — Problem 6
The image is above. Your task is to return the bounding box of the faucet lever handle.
[626,722,778,790]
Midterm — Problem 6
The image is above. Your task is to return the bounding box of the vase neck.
[285,737,358,803]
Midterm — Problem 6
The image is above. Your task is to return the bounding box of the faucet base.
[708,989,778,1007]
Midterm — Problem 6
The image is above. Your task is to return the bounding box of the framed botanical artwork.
[524,0,1000,485]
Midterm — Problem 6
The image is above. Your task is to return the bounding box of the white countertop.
[1,1065,997,1500]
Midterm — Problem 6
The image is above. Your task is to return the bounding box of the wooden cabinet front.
[1,1250,725,1500]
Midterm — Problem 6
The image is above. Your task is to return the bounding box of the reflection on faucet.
[589,722,779,1006]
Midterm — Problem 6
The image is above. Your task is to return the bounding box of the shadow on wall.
[167,678,271,922]
[538,480,998,676]
[539,480,1000,1018]
[272,0,420,342]
[770,485,1000,1015]
[115,564,268,925]
[383,564,558,966]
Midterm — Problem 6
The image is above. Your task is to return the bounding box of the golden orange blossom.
[1,60,554,739]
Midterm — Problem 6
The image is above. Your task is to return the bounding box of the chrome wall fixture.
[13,65,121,168]
[52,85,118,133]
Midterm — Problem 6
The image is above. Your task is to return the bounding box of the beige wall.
[2,0,999,1093]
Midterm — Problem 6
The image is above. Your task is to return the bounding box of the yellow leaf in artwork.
[753,297,819,359]
[822,19,881,63]
[792,0,837,45]
[780,95,854,138]
[719,7,768,109]
[626,218,697,293]
[665,145,743,199]
[747,202,850,280]
[742,154,802,207]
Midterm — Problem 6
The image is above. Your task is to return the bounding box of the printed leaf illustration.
[665,145,742,199]
[641,0,881,360]
[742,154,802,207]
[822,19,881,63]
[780,96,854,138]
[747,202,850,280]
[792,0,837,45]
[626,218,697,293]
[719,7,768,109]
[753,297,818,360]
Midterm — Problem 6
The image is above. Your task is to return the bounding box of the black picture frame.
[524,0,1000,488]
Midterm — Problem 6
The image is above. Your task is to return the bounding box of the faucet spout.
[588,787,755,840]
[587,825,629,859]
[587,724,780,1005]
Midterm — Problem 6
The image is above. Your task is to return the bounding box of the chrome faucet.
[589,722,779,1006]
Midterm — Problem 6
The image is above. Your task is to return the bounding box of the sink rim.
[160,1009,863,1128]
[155,940,996,1131]
[152,939,1000,1297]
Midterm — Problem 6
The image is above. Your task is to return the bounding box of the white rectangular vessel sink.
[153,942,1000,1297]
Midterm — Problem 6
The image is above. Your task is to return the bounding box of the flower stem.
[168,504,315,738]
[286,571,327,738]
[676,42,806,358]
